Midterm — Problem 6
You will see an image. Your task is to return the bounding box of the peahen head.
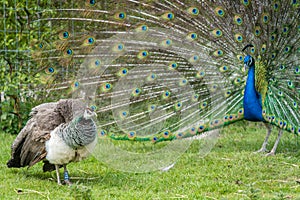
[83,107,97,119]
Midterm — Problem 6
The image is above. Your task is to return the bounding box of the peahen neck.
[60,114,97,149]
[243,65,264,122]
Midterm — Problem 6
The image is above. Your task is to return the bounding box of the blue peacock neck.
[243,62,264,122]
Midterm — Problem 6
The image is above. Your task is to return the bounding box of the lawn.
[1,121,300,200]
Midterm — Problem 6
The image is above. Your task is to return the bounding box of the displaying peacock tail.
[30,0,299,145]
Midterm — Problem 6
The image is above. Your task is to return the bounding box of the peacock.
[27,0,299,160]
[7,99,98,185]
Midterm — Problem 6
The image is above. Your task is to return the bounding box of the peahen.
[7,99,98,185]
[29,0,299,157]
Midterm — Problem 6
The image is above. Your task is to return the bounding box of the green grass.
[1,121,300,200]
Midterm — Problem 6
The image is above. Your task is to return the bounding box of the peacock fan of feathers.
[30,0,299,156]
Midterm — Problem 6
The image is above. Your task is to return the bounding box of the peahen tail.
[30,0,299,143]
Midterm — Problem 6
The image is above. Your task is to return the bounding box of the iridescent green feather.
[30,0,300,142]
[255,61,268,104]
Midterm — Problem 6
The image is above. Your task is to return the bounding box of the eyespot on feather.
[214,6,225,17]
[161,12,175,20]
[187,7,199,15]
[114,11,126,20]
[212,29,223,37]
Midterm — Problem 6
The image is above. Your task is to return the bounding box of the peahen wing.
[30,0,299,142]
[7,99,82,169]
[7,102,62,168]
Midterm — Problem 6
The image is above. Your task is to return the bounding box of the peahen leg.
[63,164,72,185]
[265,129,283,156]
[254,123,272,153]
[55,164,61,185]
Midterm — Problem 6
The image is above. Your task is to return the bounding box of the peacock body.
[28,0,299,155]
[7,99,98,184]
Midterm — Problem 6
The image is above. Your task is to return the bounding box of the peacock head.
[244,55,255,68]
[83,107,97,119]
[242,44,255,69]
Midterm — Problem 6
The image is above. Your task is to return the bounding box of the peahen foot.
[55,164,73,185]
[63,165,72,185]
[62,180,72,185]
[55,164,62,185]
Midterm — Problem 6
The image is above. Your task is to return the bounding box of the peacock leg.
[265,129,283,156]
[55,164,61,185]
[63,164,72,185]
[254,123,272,153]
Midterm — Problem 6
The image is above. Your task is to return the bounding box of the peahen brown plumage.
[7,99,98,185]
[27,0,299,158]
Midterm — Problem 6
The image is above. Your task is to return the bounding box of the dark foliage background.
[0,1,50,133]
